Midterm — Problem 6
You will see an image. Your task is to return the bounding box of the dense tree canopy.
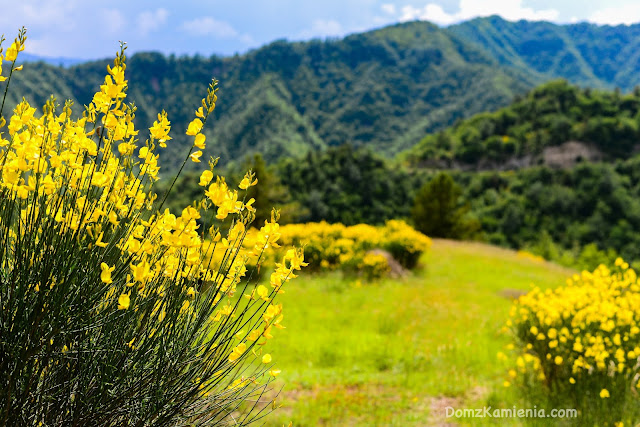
[405,80,640,167]
[278,145,423,225]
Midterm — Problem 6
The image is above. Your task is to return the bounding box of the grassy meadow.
[264,240,574,426]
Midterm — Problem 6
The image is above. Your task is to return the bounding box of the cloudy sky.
[1,0,639,60]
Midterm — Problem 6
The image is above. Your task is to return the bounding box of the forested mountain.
[404,80,640,169]
[5,18,640,172]
[450,16,640,91]
[6,21,533,170]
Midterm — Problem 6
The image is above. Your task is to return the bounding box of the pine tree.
[411,172,478,238]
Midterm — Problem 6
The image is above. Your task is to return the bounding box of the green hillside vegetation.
[412,172,479,239]
[154,145,421,227]
[404,80,640,168]
[162,143,640,270]
[277,145,423,224]
[276,146,640,270]
[160,145,422,227]
[273,140,640,270]
[11,18,640,173]
[451,15,640,91]
[455,159,640,267]
[8,22,533,171]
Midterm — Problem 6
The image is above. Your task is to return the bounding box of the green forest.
[12,16,640,173]
[163,141,640,271]
[405,80,640,166]
[150,74,640,272]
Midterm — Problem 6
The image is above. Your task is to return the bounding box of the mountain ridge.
[450,15,640,90]
[3,17,640,171]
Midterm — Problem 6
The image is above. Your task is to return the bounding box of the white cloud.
[238,34,256,44]
[398,0,559,25]
[138,8,169,36]
[589,3,640,25]
[101,8,126,35]
[0,0,81,31]
[25,37,62,57]
[18,0,79,28]
[312,19,343,36]
[381,4,396,15]
[401,4,456,24]
[0,2,127,58]
[181,17,239,38]
[180,16,254,45]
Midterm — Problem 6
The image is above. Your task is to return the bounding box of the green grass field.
[264,239,575,426]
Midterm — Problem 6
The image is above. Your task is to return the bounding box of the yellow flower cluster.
[507,258,640,404]
[247,220,431,276]
[360,252,391,280]
[0,38,302,392]
[1,57,217,292]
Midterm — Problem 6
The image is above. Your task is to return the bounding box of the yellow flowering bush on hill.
[507,258,640,423]
[256,220,431,277]
[0,29,303,425]
[359,252,392,281]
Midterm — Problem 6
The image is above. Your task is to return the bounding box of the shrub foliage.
[273,220,431,275]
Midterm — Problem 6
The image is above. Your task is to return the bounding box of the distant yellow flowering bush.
[0,29,303,425]
[382,219,432,269]
[257,220,430,276]
[360,252,391,281]
[507,258,640,423]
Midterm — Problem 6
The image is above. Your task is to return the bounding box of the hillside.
[404,80,640,169]
[21,53,84,67]
[153,76,640,266]
[6,21,534,171]
[5,18,640,172]
[451,16,640,91]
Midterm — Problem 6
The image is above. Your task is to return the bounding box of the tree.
[411,172,478,238]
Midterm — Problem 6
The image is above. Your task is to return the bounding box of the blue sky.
[2,0,640,60]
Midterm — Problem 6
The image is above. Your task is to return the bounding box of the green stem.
[0,59,16,122]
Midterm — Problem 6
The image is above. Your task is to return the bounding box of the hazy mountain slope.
[21,53,84,68]
[208,74,326,161]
